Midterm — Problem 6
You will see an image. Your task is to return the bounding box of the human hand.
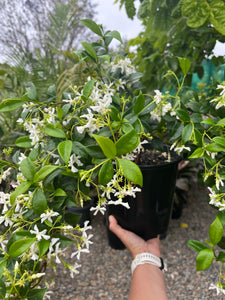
[109,215,161,259]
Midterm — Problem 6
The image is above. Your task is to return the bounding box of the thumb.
[109,215,125,239]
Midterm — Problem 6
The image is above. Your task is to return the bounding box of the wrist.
[131,252,165,275]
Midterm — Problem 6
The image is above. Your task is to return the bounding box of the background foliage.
[117,0,225,90]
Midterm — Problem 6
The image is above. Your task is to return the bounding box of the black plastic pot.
[107,147,182,249]
[65,199,94,228]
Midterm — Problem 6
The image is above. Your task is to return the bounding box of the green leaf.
[217,237,225,249]
[116,130,140,156]
[29,148,39,161]
[134,92,145,114]
[196,248,215,271]
[212,136,225,148]
[45,124,66,138]
[209,0,225,35]
[205,143,225,152]
[92,134,117,159]
[20,157,36,181]
[99,160,114,185]
[54,233,74,248]
[182,0,210,28]
[15,136,32,148]
[125,0,136,19]
[182,123,193,143]
[0,259,7,279]
[201,117,215,125]
[216,251,225,262]
[209,216,223,245]
[26,83,37,100]
[38,239,50,258]
[10,182,32,205]
[79,19,103,37]
[33,166,59,183]
[64,212,81,227]
[217,118,225,127]
[190,113,202,123]
[9,238,36,257]
[27,288,47,300]
[0,279,6,299]
[32,188,47,215]
[187,240,208,252]
[176,109,190,122]
[105,30,123,43]
[83,79,96,99]
[57,140,72,164]
[0,98,26,112]
[188,148,204,159]
[117,158,143,186]
[81,42,97,60]
[178,57,191,75]
[217,211,225,226]
[54,188,67,197]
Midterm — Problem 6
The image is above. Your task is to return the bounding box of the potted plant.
[1,18,224,298]
[0,20,158,298]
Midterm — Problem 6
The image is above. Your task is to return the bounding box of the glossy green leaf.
[216,251,225,262]
[9,238,36,257]
[81,42,97,60]
[0,259,7,279]
[196,248,215,271]
[33,165,59,183]
[99,160,114,185]
[125,0,136,19]
[188,148,204,159]
[209,216,223,245]
[117,158,143,186]
[10,182,32,205]
[178,57,191,75]
[27,288,47,300]
[209,0,225,35]
[201,118,215,125]
[134,92,145,114]
[182,0,210,28]
[217,118,225,127]
[205,143,225,152]
[212,136,225,148]
[64,212,81,227]
[29,148,39,161]
[187,240,208,252]
[92,134,117,159]
[38,239,50,258]
[0,98,26,112]
[83,79,96,99]
[45,124,66,138]
[116,130,140,156]
[20,157,36,181]
[57,140,72,164]
[32,188,47,215]
[15,136,32,148]
[26,83,37,100]
[105,30,123,43]
[217,211,225,226]
[182,123,193,143]
[176,109,190,122]
[54,233,75,248]
[54,188,67,197]
[79,19,103,37]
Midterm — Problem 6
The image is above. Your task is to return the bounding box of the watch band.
[131,252,165,275]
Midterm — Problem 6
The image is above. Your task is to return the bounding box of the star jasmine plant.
[0,18,225,298]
